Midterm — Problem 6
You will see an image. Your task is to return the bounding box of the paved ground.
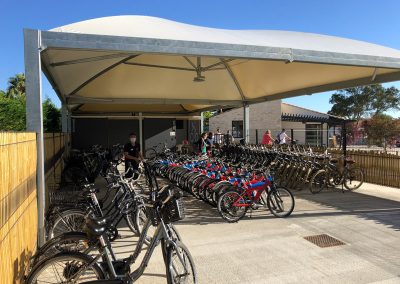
[113,183,400,284]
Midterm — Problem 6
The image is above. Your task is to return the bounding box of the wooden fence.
[325,149,400,188]
[44,133,70,197]
[0,132,37,283]
[0,132,70,283]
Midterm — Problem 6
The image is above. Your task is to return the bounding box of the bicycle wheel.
[309,170,328,194]
[48,209,87,239]
[135,206,155,245]
[26,252,104,284]
[167,241,197,284]
[30,232,92,268]
[267,187,295,217]
[217,190,247,223]
[344,167,364,190]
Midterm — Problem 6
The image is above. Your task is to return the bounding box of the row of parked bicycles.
[150,154,295,222]
[220,144,365,193]
[146,143,364,223]
[25,145,196,284]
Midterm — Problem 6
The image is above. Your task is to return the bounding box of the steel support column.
[326,123,329,147]
[200,112,204,133]
[139,112,143,150]
[61,104,68,132]
[243,104,250,143]
[342,121,347,156]
[24,29,45,246]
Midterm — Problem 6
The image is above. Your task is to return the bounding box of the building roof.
[281,103,347,123]
[281,102,345,119]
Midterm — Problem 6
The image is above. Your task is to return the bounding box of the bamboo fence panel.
[44,133,70,198]
[0,132,37,284]
[327,149,400,188]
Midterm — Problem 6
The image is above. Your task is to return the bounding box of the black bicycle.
[25,165,196,284]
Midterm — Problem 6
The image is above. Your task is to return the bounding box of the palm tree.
[6,73,25,99]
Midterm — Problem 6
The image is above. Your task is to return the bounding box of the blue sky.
[1,0,400,116]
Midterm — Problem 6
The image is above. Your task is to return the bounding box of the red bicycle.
[217,174,295,223]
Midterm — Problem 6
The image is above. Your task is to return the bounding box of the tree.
[363,84,400,115]
[0,95,26,131]
[202,111,216,132]
[43,98,61,132]
[6,73,26,99]
[329,84,400,119]
[0,73,61,132]
[362,114,400,151]
[328,87,370,120]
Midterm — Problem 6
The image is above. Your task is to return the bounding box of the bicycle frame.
[232,182,269,207]
[72,217,182,283]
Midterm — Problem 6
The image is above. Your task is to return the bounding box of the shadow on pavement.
[178,188,400,231]
[293,188,400,231]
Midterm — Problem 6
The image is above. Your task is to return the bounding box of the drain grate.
[304,234,345,248]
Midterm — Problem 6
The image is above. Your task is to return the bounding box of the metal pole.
[24,29,45,246]
[326,123,329,147]
[255,129,258,144]
[320,123,324,147]
[139,112,143,150]
[342,121,347,156]
[61,104,68,133]
[200,112,204,133]
[291,129,294,141]
[243,103,250,143]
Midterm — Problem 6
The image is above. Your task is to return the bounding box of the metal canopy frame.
[24,27,400,246]
[37,29,400,111]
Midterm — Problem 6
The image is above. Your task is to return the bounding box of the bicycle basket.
[49,191,86,205]
[162,197,185,224]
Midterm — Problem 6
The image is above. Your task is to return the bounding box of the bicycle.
[217,171,295,222]
[25,164,196,284]
[309,155,364,194]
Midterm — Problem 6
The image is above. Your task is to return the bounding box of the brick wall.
[209,100,282,143]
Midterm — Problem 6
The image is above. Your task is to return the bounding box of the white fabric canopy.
[38,15,400,115]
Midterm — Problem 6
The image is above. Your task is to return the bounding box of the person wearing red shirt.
[261,129,273,145]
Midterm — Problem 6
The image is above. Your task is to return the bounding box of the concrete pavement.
[113,183,400,283]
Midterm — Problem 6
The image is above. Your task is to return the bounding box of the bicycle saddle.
[83,217,107,238]
[90,216,111,226]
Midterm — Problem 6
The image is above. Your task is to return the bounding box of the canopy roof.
[38,15,400,115]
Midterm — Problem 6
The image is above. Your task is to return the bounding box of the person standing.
[224,130,234,145]
[261,129,273,145]
[278,129,291,144]
[199,132,208,155]
[124,132,143,178]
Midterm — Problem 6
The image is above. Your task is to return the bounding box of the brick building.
[209,101,342,146]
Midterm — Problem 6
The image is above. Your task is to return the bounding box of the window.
[306,124,323,146]
[232,120,243,138]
